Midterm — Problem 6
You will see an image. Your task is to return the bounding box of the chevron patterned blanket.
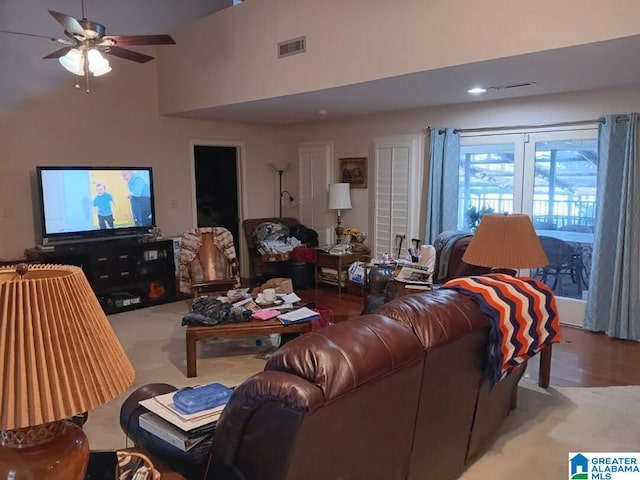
[442,274,561,385]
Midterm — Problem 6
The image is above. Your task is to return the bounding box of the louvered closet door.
[374,145,411,258]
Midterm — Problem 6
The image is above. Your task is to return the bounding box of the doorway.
[191,143,246,263]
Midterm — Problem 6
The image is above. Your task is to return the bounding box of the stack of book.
[138,383,233,451]
[319,267,348,285]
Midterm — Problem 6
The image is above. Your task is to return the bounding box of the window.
[458,128,598,301]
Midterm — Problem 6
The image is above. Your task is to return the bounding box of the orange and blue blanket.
[442,274,561,385]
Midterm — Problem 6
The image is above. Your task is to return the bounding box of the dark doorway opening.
[193,145,240,254]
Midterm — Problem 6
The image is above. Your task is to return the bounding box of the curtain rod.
[452,118,603,134]
[425,115,629,135]
[426,116,634,135]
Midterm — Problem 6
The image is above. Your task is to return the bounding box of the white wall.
[157,0,640,114]
[0,59,286,264]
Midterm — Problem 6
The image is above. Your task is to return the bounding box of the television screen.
[36,166,156,244]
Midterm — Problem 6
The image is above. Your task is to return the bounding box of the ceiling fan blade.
[43,47,72,59]
[105,46,155,63]
[0,29,60,41]
[104,35,176,46]
[48,10,86,37]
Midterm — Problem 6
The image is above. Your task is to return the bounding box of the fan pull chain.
[73,72,90,93]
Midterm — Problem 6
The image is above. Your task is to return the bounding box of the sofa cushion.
[265,314,424,401]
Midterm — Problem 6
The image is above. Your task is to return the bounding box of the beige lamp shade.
[328,183,352,210]
[462,213,549,269]
[0,264,135,430]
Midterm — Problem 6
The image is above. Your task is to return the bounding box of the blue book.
[173,383,234,415]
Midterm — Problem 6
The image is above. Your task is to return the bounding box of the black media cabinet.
[25,238,177,314]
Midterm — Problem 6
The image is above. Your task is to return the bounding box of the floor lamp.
[270,163,294,217]
[461,213,553,388]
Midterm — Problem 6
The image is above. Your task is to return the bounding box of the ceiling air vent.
[489,82,538,91]
[278,36,306,58]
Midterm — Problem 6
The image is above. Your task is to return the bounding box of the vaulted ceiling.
[2,1,640,124]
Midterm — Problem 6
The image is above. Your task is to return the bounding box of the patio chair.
[536,236,584,295]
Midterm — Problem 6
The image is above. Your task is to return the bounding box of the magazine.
[393,264,432,285]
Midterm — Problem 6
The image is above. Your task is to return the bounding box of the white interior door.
[298,142,333,245]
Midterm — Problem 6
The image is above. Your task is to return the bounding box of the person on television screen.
[122,170,152,227]
[92,182,115,229]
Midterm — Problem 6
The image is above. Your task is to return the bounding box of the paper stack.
[139,390,224,433]
[138,412,210,451]
[277,306,320,324]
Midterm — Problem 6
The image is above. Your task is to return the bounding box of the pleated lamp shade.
[0,264,135,430]
[462,213,549,269]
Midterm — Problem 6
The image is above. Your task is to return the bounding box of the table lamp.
[462,213,549,274]
[328,182,352,243]
[0,264,135,479]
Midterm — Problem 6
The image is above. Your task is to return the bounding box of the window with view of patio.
[458,128,598,301]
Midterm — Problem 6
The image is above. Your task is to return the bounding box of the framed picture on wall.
[339,157,368,188]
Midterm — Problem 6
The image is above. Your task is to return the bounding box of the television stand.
[25,238,177,314]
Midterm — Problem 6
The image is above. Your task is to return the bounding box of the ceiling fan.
[0,0,175,80]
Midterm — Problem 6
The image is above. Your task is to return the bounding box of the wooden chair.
[183,230,239,299]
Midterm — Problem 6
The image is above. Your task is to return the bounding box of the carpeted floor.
[86,301,640,479]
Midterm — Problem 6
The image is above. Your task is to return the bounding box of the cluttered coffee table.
[186,319,312,377]
[184,282,325,378]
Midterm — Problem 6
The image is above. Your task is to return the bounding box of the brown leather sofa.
[120,287,527,480]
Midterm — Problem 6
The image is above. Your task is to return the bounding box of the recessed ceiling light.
[467,87,487,94]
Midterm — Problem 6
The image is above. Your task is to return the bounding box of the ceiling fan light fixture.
[59,48,84,75]
[91,62,112,76]
[87,48,111,76]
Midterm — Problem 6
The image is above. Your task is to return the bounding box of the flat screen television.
[36,166,156,245]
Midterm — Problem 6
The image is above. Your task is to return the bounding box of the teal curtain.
[584,113,640,340]
[425,128,460,244]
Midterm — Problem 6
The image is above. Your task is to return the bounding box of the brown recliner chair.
[432,230,491,283]
[242,217,299,282]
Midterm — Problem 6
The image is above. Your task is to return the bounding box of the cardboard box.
[251,277,294,296]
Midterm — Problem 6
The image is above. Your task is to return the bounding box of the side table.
[315,249,370,295]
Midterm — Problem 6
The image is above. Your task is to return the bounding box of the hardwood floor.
[298,286,640,388]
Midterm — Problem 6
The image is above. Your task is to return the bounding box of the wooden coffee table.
[185,319,313,377]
